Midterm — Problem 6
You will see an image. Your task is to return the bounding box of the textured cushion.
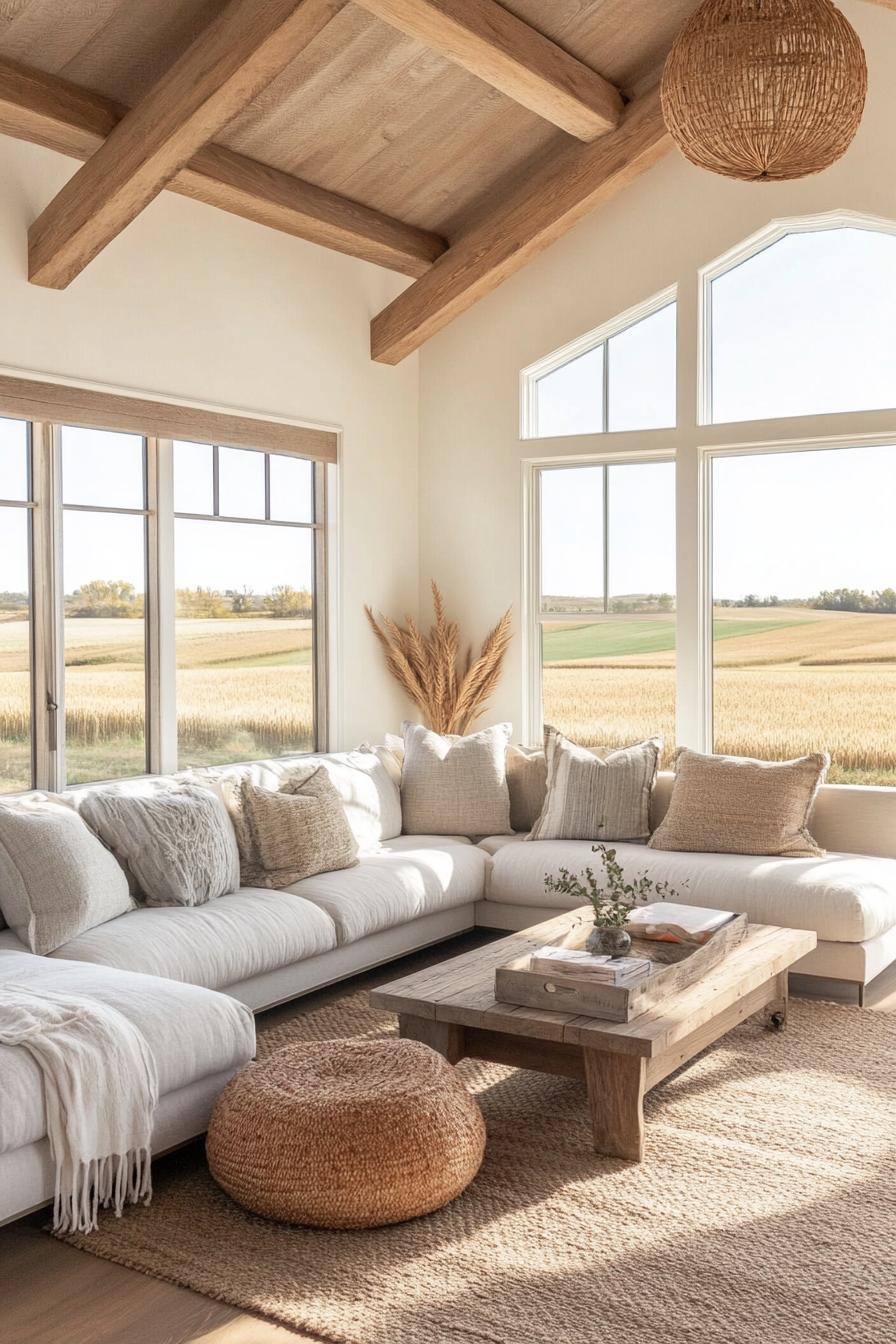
[400,721,512,837]
[650,748,828,858]
[485,835,896,944]
[506,745,548,832]
[191,750,402,849]
[40,889,338,990]
[76,783,240,906]
[0,798,133,954]
[293,841,487,944]
[0,948,255,1154]
[529,727,661,843]
[231,769,359,889]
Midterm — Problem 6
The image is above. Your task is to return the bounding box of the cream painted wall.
[418,0,896,744]
[0,134,419,749]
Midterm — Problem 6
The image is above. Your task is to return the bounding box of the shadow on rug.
[57,993,895,1344]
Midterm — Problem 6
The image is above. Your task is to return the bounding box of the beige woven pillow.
[235,767,359,889]
[506,744,548,832]
[529,727,661,842]
[400,722,512,836]
[648,748,829,857]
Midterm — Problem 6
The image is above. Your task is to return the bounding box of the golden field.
[543,606,896,786]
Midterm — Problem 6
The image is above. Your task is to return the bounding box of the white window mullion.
[148,437,178,774]
[30,422,65,791]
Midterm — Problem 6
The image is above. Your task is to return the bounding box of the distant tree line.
[51,580,313,619]
[716,588,896,613]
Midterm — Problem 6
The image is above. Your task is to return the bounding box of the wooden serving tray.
[494,908,749,1023]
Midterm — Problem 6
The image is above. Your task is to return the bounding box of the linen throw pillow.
[235,767,359,889]
[649,747,829,857]
[529,727,661,842]
[506,744,548,833]
[0,798,133,954]
[77,784,240,906]
[400,722,512,837]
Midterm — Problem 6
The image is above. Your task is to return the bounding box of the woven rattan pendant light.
[661,0,867,181]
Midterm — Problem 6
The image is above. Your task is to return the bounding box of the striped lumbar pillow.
[528,726,662,842]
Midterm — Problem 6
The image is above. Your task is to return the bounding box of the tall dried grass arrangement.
[365,583,513,735]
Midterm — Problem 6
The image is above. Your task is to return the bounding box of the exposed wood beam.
[28,0,351,289]
[354,0,623,140]
[0,58,444,278]
[370,87,671,364]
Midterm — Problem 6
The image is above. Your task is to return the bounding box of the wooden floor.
[2,933,894,1344]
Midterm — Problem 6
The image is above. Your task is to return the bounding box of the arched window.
[523,289,676,438]
[706,218,896,423]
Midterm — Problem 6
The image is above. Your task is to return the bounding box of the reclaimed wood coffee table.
[371,911,816,1162]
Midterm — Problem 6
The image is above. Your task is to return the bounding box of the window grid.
[0,420,328,795]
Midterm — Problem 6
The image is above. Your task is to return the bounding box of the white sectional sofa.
[2,747,896,1225]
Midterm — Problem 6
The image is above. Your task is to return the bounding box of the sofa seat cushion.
[485,836,896,944]
[0,949,255,1154]
[44,890,338,990]
[292,842,487,945]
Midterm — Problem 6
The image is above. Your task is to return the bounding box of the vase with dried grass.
[364,583,512,736]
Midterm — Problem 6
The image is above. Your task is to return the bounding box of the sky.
[0,424,314,596]
[538,227,896,602]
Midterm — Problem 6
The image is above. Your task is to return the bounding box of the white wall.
[0,134,420,748]
[418,0,896,742]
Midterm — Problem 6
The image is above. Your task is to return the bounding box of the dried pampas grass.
[365,583,512,735]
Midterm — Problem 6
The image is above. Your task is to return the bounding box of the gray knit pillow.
[78,784,240,906]
[529,726,661,842]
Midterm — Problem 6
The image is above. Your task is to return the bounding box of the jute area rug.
[58,993,895,1344]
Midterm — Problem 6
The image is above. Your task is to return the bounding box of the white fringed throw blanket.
[0,984,159,1233]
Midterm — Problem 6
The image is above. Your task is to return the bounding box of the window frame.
[1,389,335,795]
[522,212,896,787]
[520,285,677,440]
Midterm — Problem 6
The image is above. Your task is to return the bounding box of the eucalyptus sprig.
[545,843,682,929]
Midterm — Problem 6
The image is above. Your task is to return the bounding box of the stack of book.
[527,946,652,989]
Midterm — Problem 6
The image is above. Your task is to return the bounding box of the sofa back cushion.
[649,748,829,858]
[529,727,661,843]
[76,783,240,905]
[0,798,133,953]
[189,749,401,849]
[400,722,512,837]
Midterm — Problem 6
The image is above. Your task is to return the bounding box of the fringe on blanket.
[55,1146,154,1235]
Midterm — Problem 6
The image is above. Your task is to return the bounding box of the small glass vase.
[585,925,632,959]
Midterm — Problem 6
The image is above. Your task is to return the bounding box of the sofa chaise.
[2,746,895,1225]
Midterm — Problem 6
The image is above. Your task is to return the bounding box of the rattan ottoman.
[206,1037,485,1228]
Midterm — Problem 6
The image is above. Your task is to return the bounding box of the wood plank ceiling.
[0,0,704,360]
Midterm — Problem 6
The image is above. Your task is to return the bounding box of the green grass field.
[542,615,811,662]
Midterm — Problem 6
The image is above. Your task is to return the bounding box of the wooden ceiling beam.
[27,0,353,289]
[354,0,623,140]
[370,86,671,364]
[0,58,444,279]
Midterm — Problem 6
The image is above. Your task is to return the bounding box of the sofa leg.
[857,982,866,1009]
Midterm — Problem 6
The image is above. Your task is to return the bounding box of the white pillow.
[0,798,133,953]
[400,721,512,837]
[77,783,240,906]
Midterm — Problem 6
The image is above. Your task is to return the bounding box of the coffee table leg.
[583,1048,647,1162]
[763,970,789,1032]
[398,1013,465,1064]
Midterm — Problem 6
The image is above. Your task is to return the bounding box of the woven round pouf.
[206,1038,485,1229]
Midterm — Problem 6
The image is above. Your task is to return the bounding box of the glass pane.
[175,519,315,768]
[711,228,896,423]
[174,440,214,515]
[0,418,29,501]
[0,508,32,792]
[542,461,676,763]
[534,346,603,437]
[63,511,147,784]
[218,446,265,519]
[712,444,896,784]
[269,453,313,523]
[61,426,145,509]
[607,303,676,431]
[540,466,603,613]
